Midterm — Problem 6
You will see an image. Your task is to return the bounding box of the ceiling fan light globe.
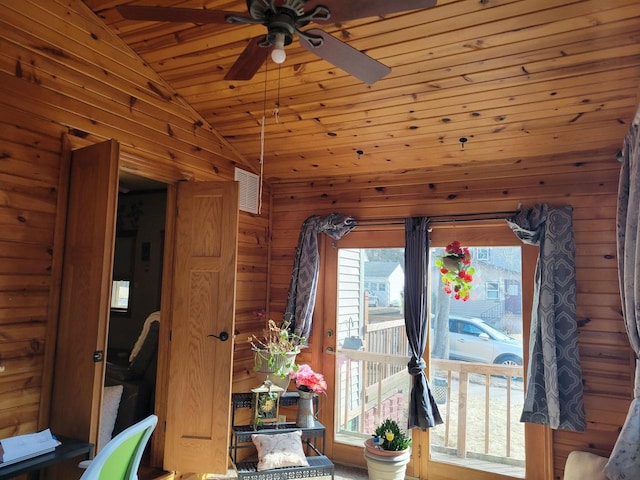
[271,32,287,64]
[271,47,286,64]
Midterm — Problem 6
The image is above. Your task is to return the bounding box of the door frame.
[318,222,552,480]
[39,135,73,429]
[48,143,241,472]
[51,135,174,468]
[149,182,176,466]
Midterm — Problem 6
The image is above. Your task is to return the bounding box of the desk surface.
[0,436,94,480]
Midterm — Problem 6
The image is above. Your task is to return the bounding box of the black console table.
[230,392,334,480]
[0,435,94,480]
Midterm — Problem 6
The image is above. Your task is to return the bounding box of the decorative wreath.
[435,240,475,301]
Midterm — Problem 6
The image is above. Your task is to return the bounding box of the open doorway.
[102,171,167,455]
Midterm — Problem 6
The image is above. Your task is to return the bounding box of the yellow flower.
[384,430,394,442]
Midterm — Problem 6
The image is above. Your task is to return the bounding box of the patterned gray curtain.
[604,115,640,480]
[506,204,586,431]
[283,213,357,340]
[404,217,442,429]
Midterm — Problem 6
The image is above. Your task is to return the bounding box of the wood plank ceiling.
[83,0,640,184]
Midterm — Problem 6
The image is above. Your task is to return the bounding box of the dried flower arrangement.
[248,315,306,378]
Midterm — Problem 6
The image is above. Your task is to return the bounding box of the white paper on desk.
[0,429,61,466]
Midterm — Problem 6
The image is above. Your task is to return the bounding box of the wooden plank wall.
[268,160,632,480]
[0,0,269,450]
[0,1,635,479]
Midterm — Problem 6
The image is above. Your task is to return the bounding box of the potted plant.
[248,317,305,389]
[364,418,412,480]
[435,240,475,301]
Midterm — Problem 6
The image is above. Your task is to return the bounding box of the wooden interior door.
[49,140,119,448]
[163,181,239,475]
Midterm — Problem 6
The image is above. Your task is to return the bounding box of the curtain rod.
[355,210,518,227]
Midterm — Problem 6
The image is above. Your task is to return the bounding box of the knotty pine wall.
[0,1,634,479]
[268,162,632,480]
[0,0,269,445]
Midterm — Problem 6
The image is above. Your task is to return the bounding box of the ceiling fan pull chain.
[257,60,268,216]
[273,64,282,123]
[259,113,265,215]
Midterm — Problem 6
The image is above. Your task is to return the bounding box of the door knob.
[208,331,229,342]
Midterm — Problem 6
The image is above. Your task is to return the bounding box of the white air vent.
[234,167,260,214]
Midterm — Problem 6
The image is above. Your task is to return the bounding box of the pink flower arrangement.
[289,364,327,394]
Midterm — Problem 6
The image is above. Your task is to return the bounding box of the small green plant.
[372,418,412,451]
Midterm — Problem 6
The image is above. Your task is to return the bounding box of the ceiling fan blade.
[224,37,270,81]
[305,0,437,23]
[116,5,235,24]
[299,29,390,84]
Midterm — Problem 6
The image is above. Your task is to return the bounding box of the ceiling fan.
[116,0,437,84]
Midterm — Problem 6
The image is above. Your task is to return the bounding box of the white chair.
[80,414,157,480]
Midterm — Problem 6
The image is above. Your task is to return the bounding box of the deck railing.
[336,318,524,463]
[430,358,523,460]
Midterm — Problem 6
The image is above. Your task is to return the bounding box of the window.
[475,247,490,261]
[460,321,484,336]
[429,243,525,478]
[111,231,136,315]
[111,280,131,309]
[333,244,409,446]
[486,281,500,300]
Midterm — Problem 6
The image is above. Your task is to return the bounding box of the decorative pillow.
[251,430,310,471]
[99,385,123,451]
[564,451,609,480]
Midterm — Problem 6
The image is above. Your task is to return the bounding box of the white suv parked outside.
[448,315,523,365]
